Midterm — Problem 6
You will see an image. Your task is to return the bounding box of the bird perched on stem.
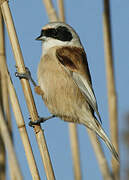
[35,22,119,162]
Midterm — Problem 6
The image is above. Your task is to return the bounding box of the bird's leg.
[15,67,37,87]
[29,115,56,127]
[15,67,43,95]
[15,67,56,126]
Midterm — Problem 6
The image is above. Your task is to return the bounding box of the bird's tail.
[94,123,119,162]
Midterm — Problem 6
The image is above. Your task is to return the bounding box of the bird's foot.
[15,67,37,86]
[29,115,56,127]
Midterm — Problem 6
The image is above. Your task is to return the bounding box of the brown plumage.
[36,22,119,162]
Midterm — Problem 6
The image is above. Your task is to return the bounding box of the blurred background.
[2,0,129,179]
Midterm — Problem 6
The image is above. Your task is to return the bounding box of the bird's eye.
[49,29,57,36]
[42,28,57,38]
[41,29,44,36]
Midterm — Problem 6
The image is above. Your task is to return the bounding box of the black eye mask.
[41,26,73,42]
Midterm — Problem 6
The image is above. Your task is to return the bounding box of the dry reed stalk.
[57,0,65,22]
[87,131,113,180]
[0,106,23,180]
[1,54,40,179]
[0,1,55,179]
[0,11,40,178]
[69,124,82,180]
[42,0,59,21]
[0,61,11,135]
[103,1,119,179]
[0,10,6,180]
[0,6,11,139]
[8,75,41,180]
[0,136,5,180]
[87,130,112,180]
[0,80,6,180]
[0,9,15,180]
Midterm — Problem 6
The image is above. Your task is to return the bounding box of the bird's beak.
[35,35,43,41]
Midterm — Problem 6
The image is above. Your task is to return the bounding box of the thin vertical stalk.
[69,124,82,180]
[57,0,65,22]
[0,9,6,180]
[0,106,23,180]
[0,8,14,180]
[103,1,119,179]
[0,1,55,180]
[87,130,112,180]
[0,137,5,180]
[4,59,40,179]
[0,10,40,178]
[42,0,59,21]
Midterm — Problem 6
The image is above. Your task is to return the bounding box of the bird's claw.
[15,67,37,86]
[29,115,56,127]
[15,67,31,80]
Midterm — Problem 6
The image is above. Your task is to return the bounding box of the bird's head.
[36,22,83,55]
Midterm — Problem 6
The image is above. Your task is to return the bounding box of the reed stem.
[87,130,112,180]
[103,1,119,179]
[42,0,59,21]
[0,1,55,179]
[0,106,23,180]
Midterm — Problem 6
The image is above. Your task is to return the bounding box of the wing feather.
[56,47,102,123]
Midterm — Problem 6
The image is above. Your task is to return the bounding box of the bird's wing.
[56,46,102,123]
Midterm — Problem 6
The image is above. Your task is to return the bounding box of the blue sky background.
[5,0,129,179]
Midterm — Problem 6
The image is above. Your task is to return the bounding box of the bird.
[35,22,119,161]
